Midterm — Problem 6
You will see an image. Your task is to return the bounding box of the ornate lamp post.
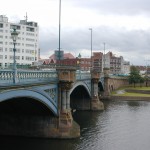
[11,28,19,84]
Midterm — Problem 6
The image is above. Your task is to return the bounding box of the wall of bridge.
[104,77,129,96]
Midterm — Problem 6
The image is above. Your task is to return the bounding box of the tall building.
[103,51,130,75]
[0,15,39,68]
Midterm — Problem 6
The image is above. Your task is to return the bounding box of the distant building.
[38,50,130,74]
[93,51,130,75]
[49,52,75,64]
[92,52,103,72]
[0,15,39,68]
[135,66,147,75]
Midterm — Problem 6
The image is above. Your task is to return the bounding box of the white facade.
[0,15,39,68]
[102,51,130,75]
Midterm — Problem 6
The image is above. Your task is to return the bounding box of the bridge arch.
[70,81,91,110]
[98,81,104,91]
[0,89,58,116]
[70,81,91,96]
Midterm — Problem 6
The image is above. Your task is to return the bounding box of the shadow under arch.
[0,97,55,116]
[98,81,104,97]
[0,96,59,138]
[70,85,91,111]
[0,89,58,116]
[98,81,104,91]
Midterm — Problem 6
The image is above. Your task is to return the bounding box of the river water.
[1,100,150,150]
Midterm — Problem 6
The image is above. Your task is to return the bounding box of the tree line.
[128,66,149,87]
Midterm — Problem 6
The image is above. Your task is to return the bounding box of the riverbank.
[106,86,150,101]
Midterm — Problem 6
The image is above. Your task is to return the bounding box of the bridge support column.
[57,68,80,138]
[91,71,104,110]
[103,68,110,97]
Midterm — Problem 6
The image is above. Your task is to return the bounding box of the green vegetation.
[128,65,150,88]
[111,86,150,97]
[128,65,145,87]
[112,92,150,97]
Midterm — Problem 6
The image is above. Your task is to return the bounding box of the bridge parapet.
[76,71,91,80]
[91,71,100,79]
[0,70,58,85]
[57,69,76,82]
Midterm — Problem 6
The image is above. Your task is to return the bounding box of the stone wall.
[104,76,129,96]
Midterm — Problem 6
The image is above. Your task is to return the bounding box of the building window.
[10,56,13,60]
[5,63,7,67]
[16,56,20,60]
[0,47,3,52]
[9,48,13,52]
[22,56,24,60]
[5,55,7,59]
[16,49,20,53]
[0,55,3,59]
[0,23,3,28]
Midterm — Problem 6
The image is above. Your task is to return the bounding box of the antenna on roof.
[24,12,28,23]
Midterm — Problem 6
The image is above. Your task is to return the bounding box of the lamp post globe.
[11,28,19,84]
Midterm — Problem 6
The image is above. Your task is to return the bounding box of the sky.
[1,0,150,65]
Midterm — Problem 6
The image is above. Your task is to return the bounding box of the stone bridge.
[0,68,128,138]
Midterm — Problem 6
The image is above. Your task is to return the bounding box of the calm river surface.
[1,100,150,150]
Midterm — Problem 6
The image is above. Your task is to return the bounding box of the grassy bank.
[111,86,150,97]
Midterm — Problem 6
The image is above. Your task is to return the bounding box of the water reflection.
[1,100,150,150]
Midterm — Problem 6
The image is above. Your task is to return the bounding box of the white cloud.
[1,0,150,65]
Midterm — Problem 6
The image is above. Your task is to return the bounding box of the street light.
[58,0,61,65]
[11,28,19,84]
[103,42,105,69]
[89,28,92,72]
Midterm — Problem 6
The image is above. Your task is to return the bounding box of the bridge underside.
[98,81,104,96]
[0,97,54,115]
[70,85,91,110]
[0,97,59,138]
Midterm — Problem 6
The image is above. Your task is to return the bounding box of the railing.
[0,70,58,85]
[0,69,93,86]
[76,70,91,80]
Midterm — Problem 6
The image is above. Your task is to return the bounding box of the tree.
[139,76,145,87]
[144,74,149,87]
[128,66,141,87]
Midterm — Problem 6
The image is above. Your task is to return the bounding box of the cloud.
[39,24,150,65]
[71,0,150,16]
[1,0,150,65]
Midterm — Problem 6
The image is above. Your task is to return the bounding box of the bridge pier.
[57,68,80,138]
[91,71,104,110]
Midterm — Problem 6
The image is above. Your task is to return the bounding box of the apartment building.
[0,15,39,68]
[103,51,130,75]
